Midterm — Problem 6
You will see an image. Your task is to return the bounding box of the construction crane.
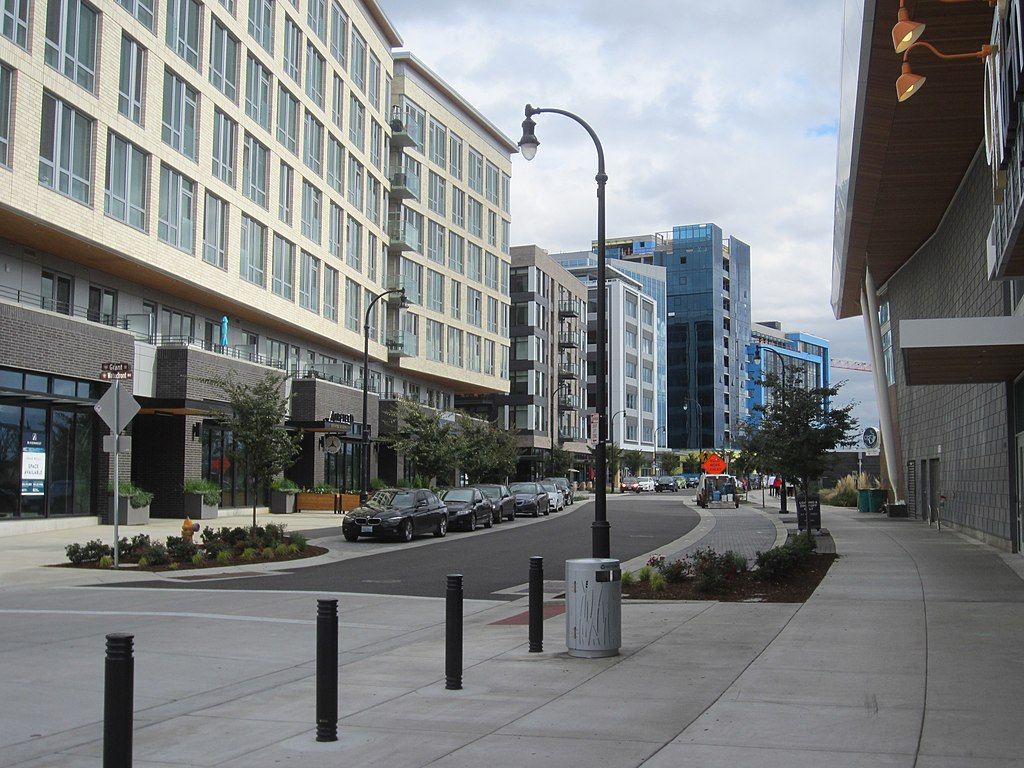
[831,358,872,373]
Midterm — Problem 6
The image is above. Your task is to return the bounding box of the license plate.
[360,525,373,533]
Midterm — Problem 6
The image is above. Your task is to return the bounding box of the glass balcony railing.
[387,214,420,253]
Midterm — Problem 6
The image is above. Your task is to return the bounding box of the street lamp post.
[519,104,611,559]
[361,287,408,502]
[755,345,788,514]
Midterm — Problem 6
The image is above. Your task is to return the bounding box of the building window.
[2,0,30,46]
[428,171,446,215]
[425,319,443,362]
[117,0,154,28]
[202,192,227,268]
[240,214,266,286]
[305,42,325,108]
[348,94,365,150]
[157,164,195,252]
[486,296,497,333]
[501,172,511,214]
[307,0,325,40]
[429,120,446,167]
[484,252,499,290]
[0,66,10,166]
[272,234,295,299]
[347,155,363,210]
[327,201,342,258]
[345,214,362,270]
[467,198,483,238]
[467,243,482,282]
[38,93,93,204]
[327,136,344,193]
[449,132,462,178]
[45,0,98,91]
[166,0,201,69]
[323,266,338,321]
[118,35,146,125]
[448,232,465,274]
[467,149,483,193]
[467,287,482,326]
[211,109,237,186]
[301,180,321,243]
[248,0,273,53]
[446,327,462,366]
[329,0,347,66]
[368,53,381,110]
[350,28,366,90]
[450,279,461,320]
[104,133,148,231]
[242,133,268,208]
[245,55,272,131]
[402,96,425,151]
[303,111,323,175]
[299,250,320,312]
[209,20,239,101]
[467,333,481,372]
[427,269,444,313]
[281,15,302,85]
[451,187,465,228]
[278,161,293,223]
[276,85,299,153]
[485,161,499,205]
[344,277,359,331]
[882,329,895,386]
[162,71,199,160]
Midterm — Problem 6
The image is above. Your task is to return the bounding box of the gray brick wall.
[886,148,1014,545]
[291,377,379,486]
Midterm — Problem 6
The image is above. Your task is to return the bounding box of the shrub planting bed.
[623,534,837,603]
[58,524,325,571]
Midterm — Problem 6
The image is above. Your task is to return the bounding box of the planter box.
[116,498,150,525]
[340,493,361,512]
[270,490,297,514]
[296,492,339,513]
[184,493,219,520]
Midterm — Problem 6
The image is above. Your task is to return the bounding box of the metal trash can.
[857,489,871,513]
[565,558,621,658]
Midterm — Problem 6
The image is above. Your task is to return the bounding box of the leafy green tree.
[738,375,859,497]
[591,442,621,490]
[547,444,574,479]
[679,452,702,473]
[454,413,517,483]
[656,452,679,475]
[384,399,456,486]
[622,449,645,477]
[205,373,300,529]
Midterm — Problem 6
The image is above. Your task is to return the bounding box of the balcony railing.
[558,300,579,319]
[557,396,575,411]
[389,170,418,200]
[389,105,416,148]
[558,365,576,380]
[386,331,416,358]
[387,213,420,253]
[558,333,580,350]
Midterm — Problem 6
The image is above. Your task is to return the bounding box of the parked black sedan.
[509,482,550,517]
[342,488,447,542]
[476,484,515,523]
[655,476,679,492]
[440,487,493,531]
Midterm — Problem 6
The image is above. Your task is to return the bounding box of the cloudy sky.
[378,0,877,433]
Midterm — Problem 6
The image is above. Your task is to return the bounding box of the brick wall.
[291,377,379,486]
[886,148,1014,545]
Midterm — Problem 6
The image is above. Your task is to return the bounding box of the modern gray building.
[834,1,1024,552]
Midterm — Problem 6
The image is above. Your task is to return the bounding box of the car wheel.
[532,508,539,518]
[467,514,476,532]
[543,504,550,516]
[433,515,448,538]
[483,511,492,529]
[400,519,414,543]
[343,530,359,542]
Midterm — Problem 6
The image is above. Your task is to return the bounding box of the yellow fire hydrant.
[182,516,195,543]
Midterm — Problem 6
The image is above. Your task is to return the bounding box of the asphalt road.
[118,493,700,600]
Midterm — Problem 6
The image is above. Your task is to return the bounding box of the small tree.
[622,449,645,477]
[206,373,300,529]
[739,375,858,498]
[679,452,702,473]
[547,444,574,478]
[656,452,679,475]
[453,413,517,483]
[384,399,456,486]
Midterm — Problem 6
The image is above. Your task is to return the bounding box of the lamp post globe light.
[361,287,409,502]
[519,104,610,559]
[753,345,788,514]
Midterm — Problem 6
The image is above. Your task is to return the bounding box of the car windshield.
[368,490,414,507]
[510,483,536,494]
[658,476,673,483]
[442,489,474,502]
[540,483,557,492]
[476,485,499,497]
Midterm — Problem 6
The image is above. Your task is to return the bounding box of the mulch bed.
[53,545,328,572]
[623,553,838,603]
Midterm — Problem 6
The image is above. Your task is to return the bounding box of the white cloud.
[379,0,876,430]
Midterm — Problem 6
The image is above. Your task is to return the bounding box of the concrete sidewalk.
[2,504,1023,767]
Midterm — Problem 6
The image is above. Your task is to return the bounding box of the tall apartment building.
[745,322,830,427]
[599,224,752,450]
[456,245,589,480]
[556,256,664,461]
[0,0,514,526]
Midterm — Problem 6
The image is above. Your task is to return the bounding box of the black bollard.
[103,633,134,768]
[529,556,544,653]
[316,599,338,742]
[445,574,463,690]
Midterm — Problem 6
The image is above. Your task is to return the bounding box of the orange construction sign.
[702,454,727,474]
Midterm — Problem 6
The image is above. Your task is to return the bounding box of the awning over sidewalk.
[900,316,1024,384]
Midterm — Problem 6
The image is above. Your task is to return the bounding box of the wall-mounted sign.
[20,432,45,496]
[323,435,342,454]
[863,427,879,449]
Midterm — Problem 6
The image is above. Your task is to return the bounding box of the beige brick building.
[0,0,515,525]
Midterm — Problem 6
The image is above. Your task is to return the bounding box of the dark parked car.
[509,482,550,517]
[544,477,574,505]
[476,484,515,523]
[342,488,447,542]
[655,476,678,492]
[440,487,493,531]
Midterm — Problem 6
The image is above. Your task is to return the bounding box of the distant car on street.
[655,476,678,492]
[475,484,515,523]
[544,477,574,505]
[620,476,640,492]
[342,488,447,542]
[509,482,549,517]
[439,487,493,531]
[637,476,656,492]
[540,481,565,511]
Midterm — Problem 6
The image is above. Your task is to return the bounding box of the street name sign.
[100,362,133,381]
